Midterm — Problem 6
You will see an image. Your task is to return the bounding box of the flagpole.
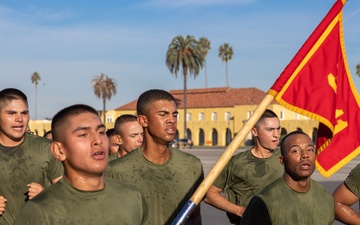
[172,94,275,225]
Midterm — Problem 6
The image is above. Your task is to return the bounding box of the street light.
[229,116,235,139]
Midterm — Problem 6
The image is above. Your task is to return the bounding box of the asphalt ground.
[184,147,360,225]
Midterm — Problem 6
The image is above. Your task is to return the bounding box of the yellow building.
[28,119,52,137]
[113,87,319,146]
[29,87,318,146]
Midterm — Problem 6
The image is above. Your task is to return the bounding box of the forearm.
[204,193,245,217]
[335,202,360,225]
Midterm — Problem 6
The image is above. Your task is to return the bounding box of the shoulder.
[259,177,284,196]
[273,148,281,156]
[347,163,360,178]
[344,163,360,195]
[170,148,203,177]
[234,148,251,159]
[109,148,141,166]
[26,133,51,144]
[108,153,118,162]
[24,134,52,152]
[104,178,145,200]
[171,147,201,163]
[21,181,63,211]
[105,177,140,191]
[14,199,48,225]
[310,179,332,196]
[227,149,251,165]
[107,148,143,177]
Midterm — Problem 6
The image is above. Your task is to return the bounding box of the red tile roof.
[115,87,277,110]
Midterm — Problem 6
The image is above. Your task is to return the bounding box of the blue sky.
[0,0,359,120]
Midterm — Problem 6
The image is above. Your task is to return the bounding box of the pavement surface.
[184,147,360,225]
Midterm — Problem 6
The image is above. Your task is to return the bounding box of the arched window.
[225,128,232,146]
[212,128,218,146]
[199,129,204,145]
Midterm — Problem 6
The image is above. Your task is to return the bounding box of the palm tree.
[91,73,117,123]
[199,37,211,88]
[166,35,204,138]
[356,63,360,77]
[31,72,41,120]
[219,43,233,87]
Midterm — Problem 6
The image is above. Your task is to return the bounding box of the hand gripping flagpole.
[172,94,275,225]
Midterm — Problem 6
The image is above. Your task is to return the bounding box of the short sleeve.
[213,163,230,190]
[240,196,271,225]
[345,163,360,198]
[14,201,48,225]
[48,154,64,181]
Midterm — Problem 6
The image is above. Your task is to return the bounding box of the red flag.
[267,0,360,177]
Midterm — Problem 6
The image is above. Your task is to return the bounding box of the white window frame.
[199,112,204,121]
[186,113,192,121]
[225,112,230,121]
[212,112,217,121]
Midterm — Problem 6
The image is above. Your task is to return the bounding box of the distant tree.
[199,37,211,88]
[219,43,233,87]
[91,73,117,123]
[31,72,41,120]
[356,63,360,77]
[166,35,204,138]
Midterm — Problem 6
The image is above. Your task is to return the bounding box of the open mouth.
[92,151,106,159]
[166,127,175,135]
[13,125,24,131]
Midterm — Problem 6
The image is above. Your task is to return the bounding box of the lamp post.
[229,116,235,139]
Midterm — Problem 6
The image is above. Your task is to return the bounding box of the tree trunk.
[183,72,188,139]
[35,85,38,120]
[204,61,208,88]
[102,98,106,124]
[226,61,229,87]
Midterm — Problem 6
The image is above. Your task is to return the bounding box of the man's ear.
[137,115,147,128]
[279,156,284,165]
[251,127,257,137]
[51,141,66,161]
[115,134,123,145]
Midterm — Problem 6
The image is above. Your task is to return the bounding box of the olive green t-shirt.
[241,177,335,225]
[345,163,360,197]
[0,133,64,225]
[14,177,147,225]
[108,152,119,162]
[106,147,204,225]
[213,148,283,207]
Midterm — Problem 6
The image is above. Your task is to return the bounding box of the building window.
[225,112,230,121]
[199,112,204,121]
[280,111,285,120]
[212,112,217,121]
[186,113,192,121]
[106,115,113,123]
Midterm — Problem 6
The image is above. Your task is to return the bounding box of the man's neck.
[141,142,172,165]
[0,133,24,147]
[283,174,311,193]
[251,146,275,158]
[64,173,105,191]
[118,148,127,158]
